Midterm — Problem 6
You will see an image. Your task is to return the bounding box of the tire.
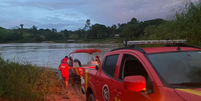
[88,93,96,101]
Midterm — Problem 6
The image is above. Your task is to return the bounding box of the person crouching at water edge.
[58,56,73,89]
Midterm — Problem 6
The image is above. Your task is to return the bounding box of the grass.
[0,55,62,101]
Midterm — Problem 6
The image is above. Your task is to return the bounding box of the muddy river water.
[0,43,121,69]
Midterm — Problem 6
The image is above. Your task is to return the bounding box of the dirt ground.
[46,81,86,101]
[50,86,85,101]
[47,70,86,101]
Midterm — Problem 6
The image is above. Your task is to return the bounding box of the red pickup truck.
[81,40,201,101]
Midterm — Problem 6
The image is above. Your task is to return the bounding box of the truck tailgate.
[81,68,97,94]
[70,66,95,77]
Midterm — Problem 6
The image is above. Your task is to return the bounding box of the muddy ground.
[47,84,85,101]
[48,69,86,101]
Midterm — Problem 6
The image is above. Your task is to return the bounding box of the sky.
[0,0,199,31]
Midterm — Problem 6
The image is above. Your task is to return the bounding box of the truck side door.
[110,53,157,101]
[95,53,121,101]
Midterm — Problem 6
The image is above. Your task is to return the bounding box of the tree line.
[139,0,201,45]
[0,17,165,43]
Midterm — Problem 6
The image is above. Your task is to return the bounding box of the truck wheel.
[88,93,95,101]
[70,78,74,86]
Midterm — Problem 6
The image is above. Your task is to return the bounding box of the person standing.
[69,57,81,67]
[95,55,101,65]
[58,56,71,89]
[69,57,73,67]
[61,56,68,63]
[74,58,81,67]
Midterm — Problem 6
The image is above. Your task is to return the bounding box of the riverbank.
[81,37,124,43]
[0,55,85,101]
[0,37,124,44]
[48,37,124,44]
[47,69,85,101]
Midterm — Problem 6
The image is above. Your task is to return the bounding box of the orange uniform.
[59,58,70,81]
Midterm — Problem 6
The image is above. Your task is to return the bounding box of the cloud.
[3,0,86,11]
[0,0,199,31]
[74,0,147,23]
[70,0,186,25]
[0,0,88,30]
[37,15,86,31]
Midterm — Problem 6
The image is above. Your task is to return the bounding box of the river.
[0,43,121,69]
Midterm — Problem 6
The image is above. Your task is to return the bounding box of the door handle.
[97,80,102,85]
[114,89,121,96]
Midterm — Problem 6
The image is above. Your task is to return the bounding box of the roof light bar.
[124,40,187,46]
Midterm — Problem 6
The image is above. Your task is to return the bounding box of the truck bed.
[69,61,98,78]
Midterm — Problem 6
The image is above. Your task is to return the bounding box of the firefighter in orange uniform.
[58,56,71,89]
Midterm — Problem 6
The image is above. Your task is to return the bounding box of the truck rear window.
[102,54,119,77]
[147,51,201,88]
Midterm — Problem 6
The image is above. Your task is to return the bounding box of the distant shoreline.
[41,41,55,43]
[0,37,124,44]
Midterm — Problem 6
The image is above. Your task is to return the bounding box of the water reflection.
[0,43,120,69]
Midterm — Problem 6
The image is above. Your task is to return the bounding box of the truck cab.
[82,40,201,101]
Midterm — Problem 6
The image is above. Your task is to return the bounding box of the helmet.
[65,56,68,58]
[96,55,99,58]
[62,58,67,63]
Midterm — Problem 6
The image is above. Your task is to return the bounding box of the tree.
[120,22,144,39]
[88,24,107,39]
[63,29,69,39]
[44,28,52,40]
[84,19,91,30]
[30,25,38,37]
[116,23,126,34]
[0,27,9,42]
[51,28,57,33]
[111,24,117,35]
[77,28,83,38]
[20,24,24,29]
[31,25,37,30]
[127,17,138,24]
[143,18,166,26]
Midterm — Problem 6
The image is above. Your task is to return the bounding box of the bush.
[0,55,62,101]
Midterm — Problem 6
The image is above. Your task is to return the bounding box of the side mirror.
[123,76,146,92]
[95,65,99,70]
